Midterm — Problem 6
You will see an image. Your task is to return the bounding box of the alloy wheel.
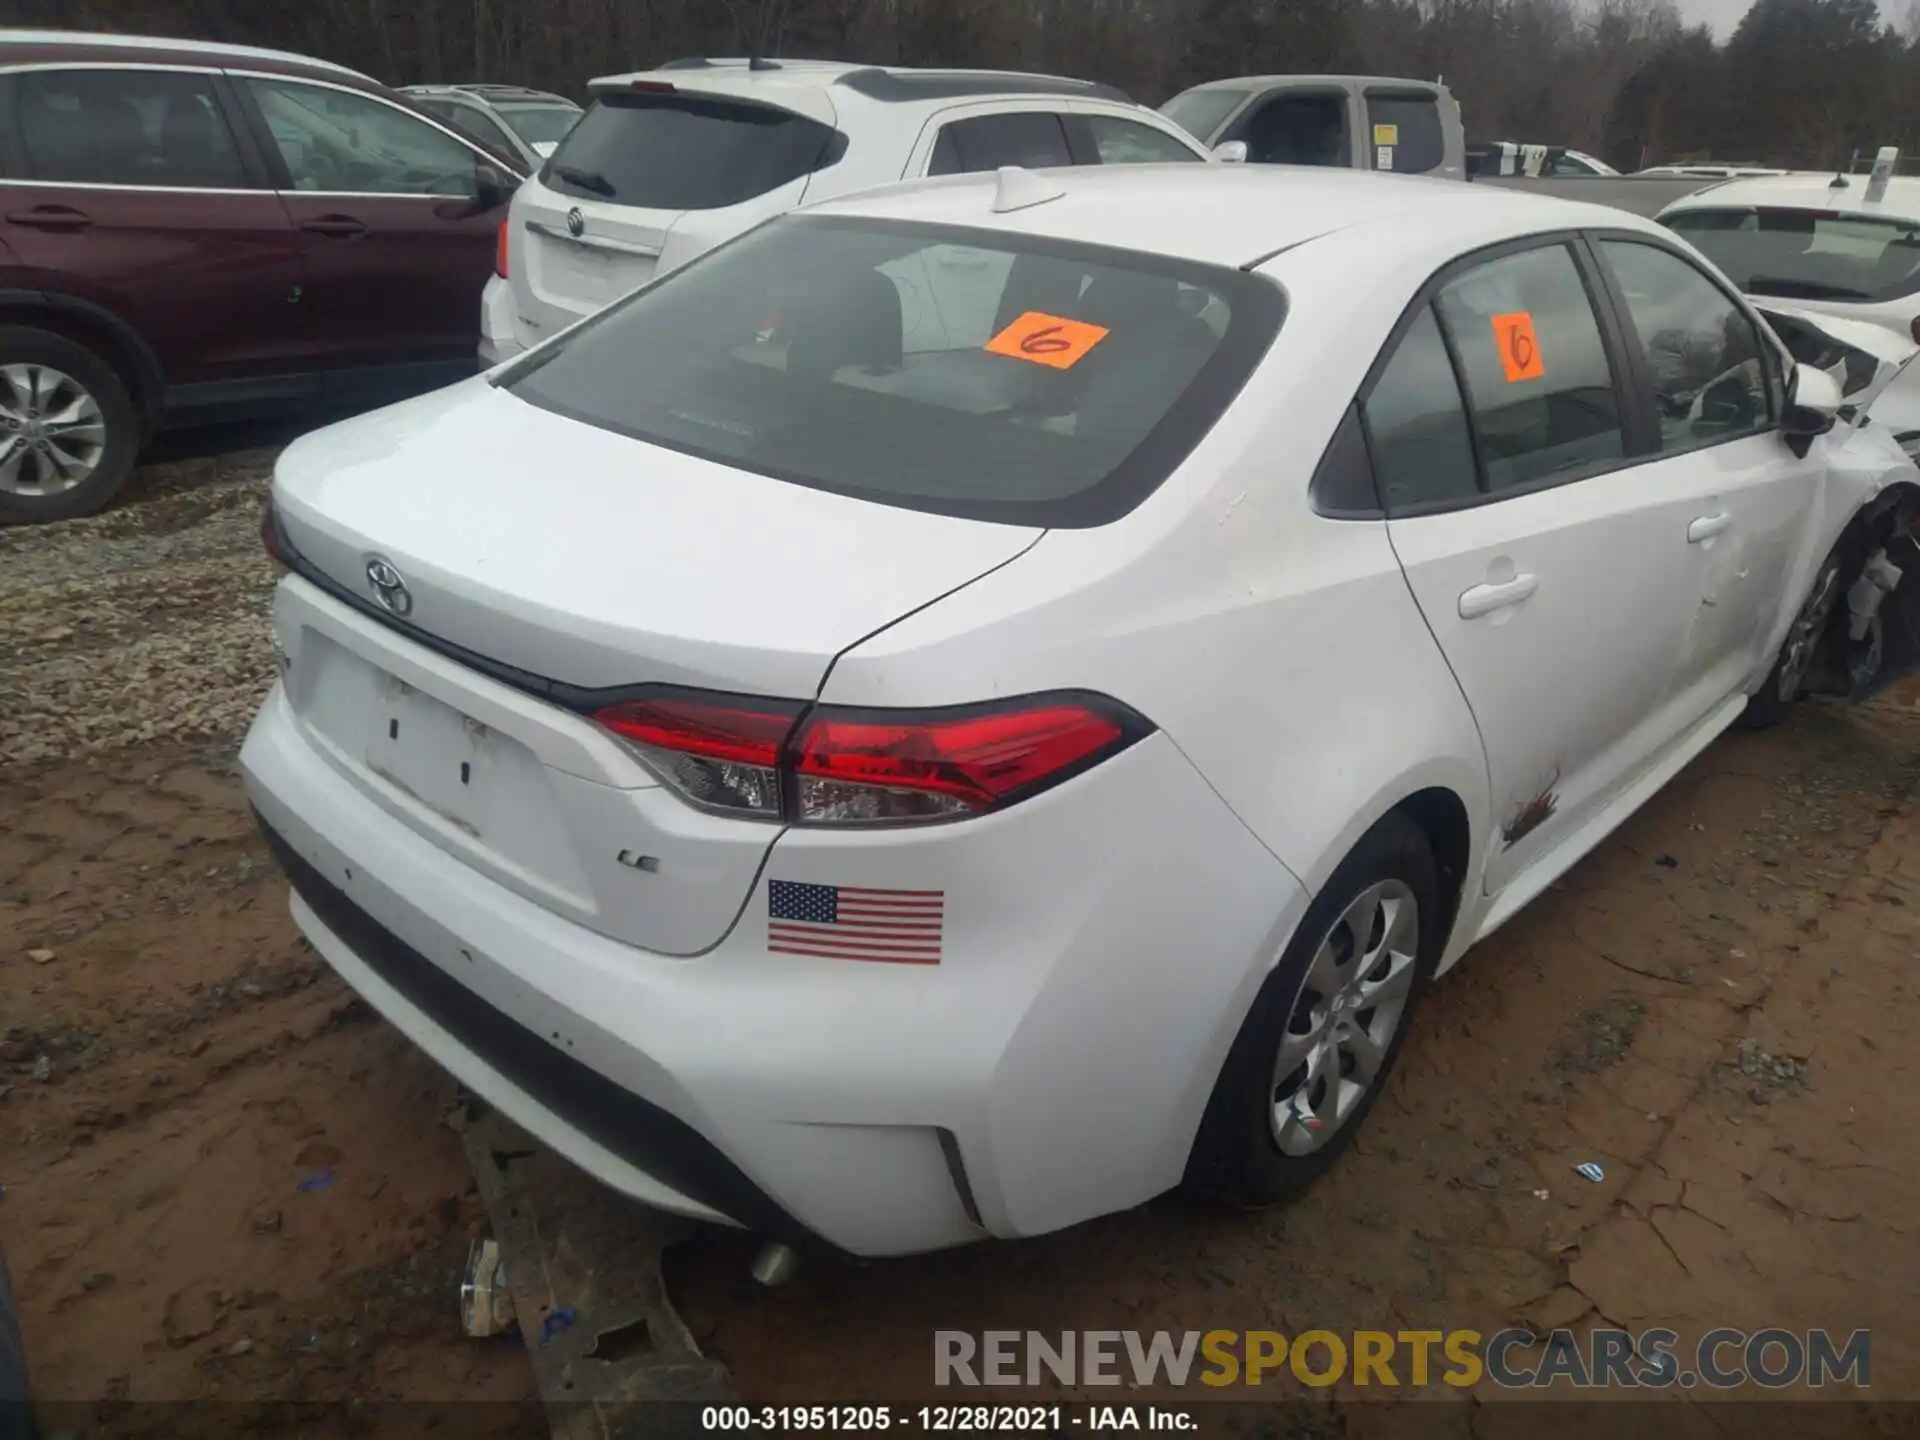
[0,363,108,497]
[1270,879,1420,1157]
[1776,563,1843,703]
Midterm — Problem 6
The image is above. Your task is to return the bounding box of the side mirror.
[1212,140,1249,164]
[473,161,514,212]
[1781,362,1843,456]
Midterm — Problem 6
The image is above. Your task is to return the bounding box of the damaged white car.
[243,168,1920,1261]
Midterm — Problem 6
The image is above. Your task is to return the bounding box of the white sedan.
[243,163,1920,1260]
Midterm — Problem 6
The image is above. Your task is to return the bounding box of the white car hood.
[271,379,1042,697]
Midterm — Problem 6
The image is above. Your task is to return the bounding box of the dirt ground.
[3,444,1917,1427]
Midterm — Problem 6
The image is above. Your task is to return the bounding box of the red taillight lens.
[630,79,676,93]
[592,689,1149,826]
[791,705,1128,823]
[495,218,509,279]
[593,695,800,818]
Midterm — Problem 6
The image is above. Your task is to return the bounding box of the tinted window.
[1600,240,1771,450]
[1243,93,1346,166]
[1363,305,1479,511]
[544,93,840,208]
[1367,92,1444,173]
[1435,244,1625,492]
[1665,206,1920,303]
[933,113,1073,174]
[493,103,579,147]
[1160,87,1250,144]
[1083,116,1201,165]
[248,79,478,195]
[15,69,246,189]
[503,216,1280,527]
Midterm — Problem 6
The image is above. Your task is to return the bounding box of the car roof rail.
[835,67,1130,104]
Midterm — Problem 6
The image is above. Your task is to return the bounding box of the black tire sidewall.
[0,327,140,525]
[1186,812,1441,1207]
[1738,551,1844,732]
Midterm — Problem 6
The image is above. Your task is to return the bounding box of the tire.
[1185,812,1441,1208]
[1736,549,1846,732]
[0,326,140,525]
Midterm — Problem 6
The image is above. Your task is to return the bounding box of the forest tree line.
[15,0,1920,171]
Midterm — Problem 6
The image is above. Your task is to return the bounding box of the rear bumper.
[477,274,526,369]
[242,653,1304,1256]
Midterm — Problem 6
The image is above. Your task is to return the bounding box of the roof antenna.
[991,165,1066,214]
[748,0,782,69]
[1830,147,1852,190]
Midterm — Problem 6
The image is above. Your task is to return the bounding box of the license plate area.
[365,674,494,837]
[543,239,653,304]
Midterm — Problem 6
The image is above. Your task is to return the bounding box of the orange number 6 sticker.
[986,310,1111,370]
[1491,311,1545,383]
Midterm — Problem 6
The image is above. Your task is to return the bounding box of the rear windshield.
[494,102,579,146]
[1159,87,1249,143]
[1667,206,1920,303]
[501,216,1284,527]
[541,92,842,209]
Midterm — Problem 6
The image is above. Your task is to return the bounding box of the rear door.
[509,86,844,342]
[1371,236,1733,892]
[230,72,505,380]
[0,65,305,390]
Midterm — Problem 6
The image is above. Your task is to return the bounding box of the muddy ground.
[2,443,1916,1429]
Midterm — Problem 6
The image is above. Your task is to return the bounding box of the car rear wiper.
[552,164,616,198]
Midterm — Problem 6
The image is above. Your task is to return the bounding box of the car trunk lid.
[269,379,1041,954]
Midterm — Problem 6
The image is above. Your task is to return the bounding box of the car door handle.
[1687,511,1732,543]
[1458,574,1539,619]
[6,205,91,232]
[300,215,368,239]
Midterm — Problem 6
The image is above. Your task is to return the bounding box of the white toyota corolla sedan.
[244,163,1920,1260]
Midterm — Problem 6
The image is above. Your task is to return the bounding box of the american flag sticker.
[767,880,945,964]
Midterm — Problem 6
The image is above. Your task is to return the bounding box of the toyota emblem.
[365,556,413,617]
[565,207,585,238]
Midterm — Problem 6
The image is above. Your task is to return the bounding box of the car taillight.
[1910,313,1920,346]
[496,218,509,279]
[591,689,1150,826]
[593,694,801,819]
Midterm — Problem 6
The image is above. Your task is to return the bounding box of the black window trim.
[1584,227,1782,461]
[499,212,1290,530]
[1322,229,1689,521]
[0,63,276,192]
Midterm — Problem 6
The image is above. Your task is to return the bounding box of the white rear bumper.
[241,633,1304,1257]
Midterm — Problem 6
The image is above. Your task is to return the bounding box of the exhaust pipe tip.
[749,1242,800,1288]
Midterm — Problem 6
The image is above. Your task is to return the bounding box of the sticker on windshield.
[1491,311,1545,383]
[1372,123,1399,146]
[986,311,1111,371]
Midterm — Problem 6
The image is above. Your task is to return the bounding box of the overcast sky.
[1675,0,1915,36]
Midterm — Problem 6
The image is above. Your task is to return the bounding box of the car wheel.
[0,327,140,525]
[1737,551,1845,731]
[1185,812,1439,1208]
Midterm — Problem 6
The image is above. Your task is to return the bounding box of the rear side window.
[1434,244,1625,493]
[14,68,246,189]
[1082,116,1202,165]
[544,93,842,209]
[1665,206,1920,304]
[928,113,1073,175]
[502,216,1283,527]
[1363,306,1479,512]
[1366,91,1444,174]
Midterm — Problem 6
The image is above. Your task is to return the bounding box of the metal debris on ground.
[460,1237,517,1339]
[1574,1161,1606,1183]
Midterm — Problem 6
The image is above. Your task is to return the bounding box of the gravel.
[0,447,281,769]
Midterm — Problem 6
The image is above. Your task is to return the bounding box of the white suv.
[477,58,1212,364]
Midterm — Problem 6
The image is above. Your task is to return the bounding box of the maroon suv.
[0,29,525,523]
